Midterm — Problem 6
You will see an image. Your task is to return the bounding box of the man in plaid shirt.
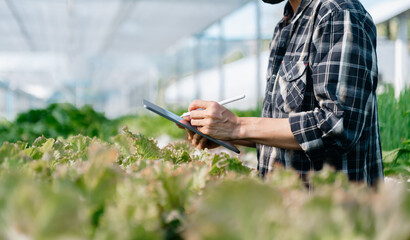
[183,0,384,185]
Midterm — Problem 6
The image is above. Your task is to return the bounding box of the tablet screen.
[143,99,240,154]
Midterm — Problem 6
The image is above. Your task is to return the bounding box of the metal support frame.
[6,87,14,121]
[193,35,201,100]
[255,0,262,108]
[66,0,80,107]
[176,50,183,103]
[99,0,137,53]
[394,12,408,98]
[5,0,36,51]
[218,20,225,101]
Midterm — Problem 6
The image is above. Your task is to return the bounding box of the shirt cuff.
[289,111,328,160]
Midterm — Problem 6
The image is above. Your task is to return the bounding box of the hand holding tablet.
[143,99,240,154]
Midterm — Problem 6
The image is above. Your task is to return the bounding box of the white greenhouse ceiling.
[0,0,251,54]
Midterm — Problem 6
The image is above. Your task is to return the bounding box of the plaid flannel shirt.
[257,0,384,185]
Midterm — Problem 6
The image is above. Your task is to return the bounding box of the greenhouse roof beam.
[99,0,137,53]
[4,0,35,51]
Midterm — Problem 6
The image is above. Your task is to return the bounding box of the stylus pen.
[180,94,246,118]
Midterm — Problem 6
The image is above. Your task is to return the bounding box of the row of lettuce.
[0,128,408,239]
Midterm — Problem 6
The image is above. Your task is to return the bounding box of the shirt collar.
[283,0,314,23]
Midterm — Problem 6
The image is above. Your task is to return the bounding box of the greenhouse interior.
[0,0,409,239]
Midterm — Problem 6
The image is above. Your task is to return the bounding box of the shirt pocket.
[275,61,308,113]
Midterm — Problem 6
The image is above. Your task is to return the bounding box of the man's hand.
[176,119,220,150]
[188,100,241,140]
[185,128,220,150]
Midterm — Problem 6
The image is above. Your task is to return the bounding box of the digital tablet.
[142,99,240,154]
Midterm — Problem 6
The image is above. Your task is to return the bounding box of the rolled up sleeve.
[289,10,375,160]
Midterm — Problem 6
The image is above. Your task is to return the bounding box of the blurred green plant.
[114,114,187,140]
[377,86,410,151]
[382,140,410,179]
[376,86,410,178]
[0,129,408,240]
[0,103,117,144]
[186,167,410,240]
